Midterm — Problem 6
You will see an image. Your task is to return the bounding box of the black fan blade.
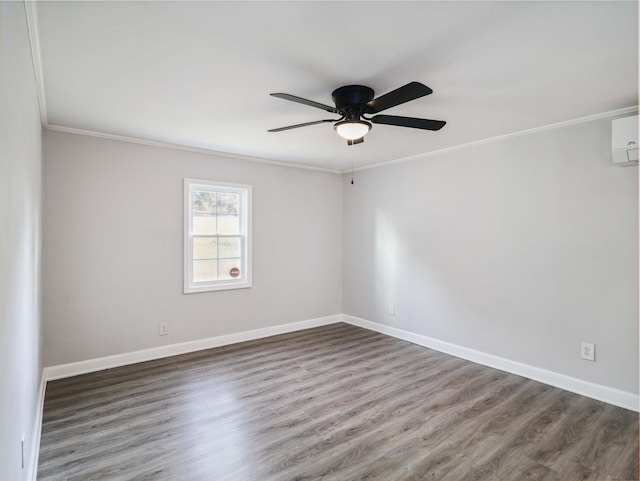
[270,93,340,114]
[371,115,446,131]
[268,119,336,132]
[347,137,364,146]
[365,82,433,114]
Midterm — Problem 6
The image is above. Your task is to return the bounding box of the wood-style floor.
[37,323,639,481]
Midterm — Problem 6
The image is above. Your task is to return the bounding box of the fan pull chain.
[349,139,355,184]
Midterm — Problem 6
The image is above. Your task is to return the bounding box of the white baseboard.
[30,314,339,480]
[343,315,639,412]
[44,314,341,381]
[27,371,46,481]
[31,310,637,478]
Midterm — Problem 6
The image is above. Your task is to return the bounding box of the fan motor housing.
[332,85,374,110]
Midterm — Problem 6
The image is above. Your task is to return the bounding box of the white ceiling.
[32,1,638,172]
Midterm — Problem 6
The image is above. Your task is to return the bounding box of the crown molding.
[44,124,342,174]
[24,0,47,127]
[24,1,340,175]
[24,0,637,176]
[346,105,639,173]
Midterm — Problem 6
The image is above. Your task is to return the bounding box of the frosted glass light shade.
[334,120,371,140]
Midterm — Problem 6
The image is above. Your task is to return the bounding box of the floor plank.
[37,323,639,481]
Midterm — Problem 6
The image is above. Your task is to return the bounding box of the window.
[184,179,251,293]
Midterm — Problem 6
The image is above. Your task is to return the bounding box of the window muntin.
[184,179,251,293]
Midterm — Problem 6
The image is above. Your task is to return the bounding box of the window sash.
[184,179,251,293]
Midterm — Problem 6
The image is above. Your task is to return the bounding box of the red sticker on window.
[230,267,240,278]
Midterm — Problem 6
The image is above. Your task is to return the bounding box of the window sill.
[184,281,252,294]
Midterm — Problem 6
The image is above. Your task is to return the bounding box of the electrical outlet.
[159,322,168,336]
[581,342,595,361]
[388,304,395,316]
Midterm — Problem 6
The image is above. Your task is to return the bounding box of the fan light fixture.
[334,120,371,141]
[268,82,446,145]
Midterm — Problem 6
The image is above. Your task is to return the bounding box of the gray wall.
[42,131,343,366]
[343,116,638,394]
[0,2,43,479]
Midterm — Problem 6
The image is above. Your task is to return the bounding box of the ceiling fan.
[268,81,446,145]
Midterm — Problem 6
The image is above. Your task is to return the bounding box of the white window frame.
[184,178,252,293]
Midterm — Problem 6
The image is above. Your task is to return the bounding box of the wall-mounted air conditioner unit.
[611,115,638,166]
